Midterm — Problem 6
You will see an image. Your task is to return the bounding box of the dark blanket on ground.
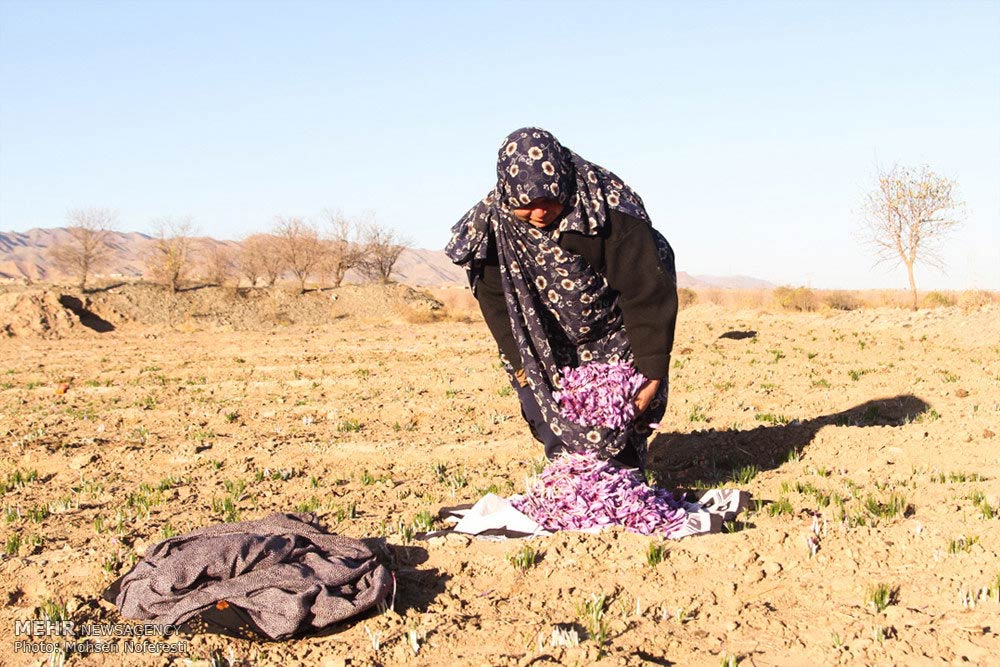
[111,513,392,640]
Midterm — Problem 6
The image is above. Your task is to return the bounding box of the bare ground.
[1,296,998,666]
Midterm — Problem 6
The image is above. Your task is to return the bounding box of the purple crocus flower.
[553,362,646,430]
[511,452,688,537]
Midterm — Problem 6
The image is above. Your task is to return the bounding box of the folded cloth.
[449,493,548,539]
[113,513,391,640]
[430,489,748,541]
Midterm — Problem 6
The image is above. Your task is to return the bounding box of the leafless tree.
[357,220,409,284]
[47,207,117,291]
[252,234,286,287]
[146,217,197,293]
[203,242,236,286]
[273,216,324,293]
[321,210,366,287]
[238,234,269,287]
[860,164,965,310]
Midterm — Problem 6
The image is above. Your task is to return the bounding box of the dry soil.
[1,293,998,666]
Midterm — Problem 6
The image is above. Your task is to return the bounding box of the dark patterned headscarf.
[447,127,650,269]
[446,127,669,464]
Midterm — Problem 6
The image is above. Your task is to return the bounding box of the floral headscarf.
[447,127,650,269]
[445,127,669,464]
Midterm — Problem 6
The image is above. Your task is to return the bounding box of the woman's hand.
[634,379,661,416]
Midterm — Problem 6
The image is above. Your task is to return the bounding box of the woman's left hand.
[634,379,661,416]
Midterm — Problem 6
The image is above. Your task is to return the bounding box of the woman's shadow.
[646,394,930,487]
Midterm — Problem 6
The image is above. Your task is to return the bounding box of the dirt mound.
[0,289,88,339]
[89,283,444,330]
[329,283,444,321]
[0,282,445,336]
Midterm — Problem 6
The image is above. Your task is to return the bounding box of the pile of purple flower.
[511,451,688,537]
[553,361,646,430]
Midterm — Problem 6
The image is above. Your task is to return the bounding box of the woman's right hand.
[633,379,661,416]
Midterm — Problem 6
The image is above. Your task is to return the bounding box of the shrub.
[823,290,862,311]
[923,291,955,308]
[958,290,996,311]
[773,286,817,312]
[677,288,698,309]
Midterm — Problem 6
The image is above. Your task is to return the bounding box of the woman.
[446,127,677,470]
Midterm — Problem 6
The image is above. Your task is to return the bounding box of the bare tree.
[47,207,117,291]
[860,164,964,310]
[239,233,285,287]
[146,217,197,293]
[203,242,236,286]
[273,217,324,293]
[238,234,267,287]
[252,234,288,287]
[357,220,409,284]
[321,210,366,287]
[259,235,285,287]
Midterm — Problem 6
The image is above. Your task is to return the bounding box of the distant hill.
[0,227,771,289]
[689,274,775,290]
[379,246,466,286]
[0,227,465,287]
[1,228,167,281]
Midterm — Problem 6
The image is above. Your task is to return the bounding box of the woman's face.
[512,197,565,228]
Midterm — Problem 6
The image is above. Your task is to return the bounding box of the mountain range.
[0,227,774,290]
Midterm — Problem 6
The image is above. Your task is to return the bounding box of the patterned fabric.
[446,127,671,465]
[446,127,650,268]
[112,513,392,640]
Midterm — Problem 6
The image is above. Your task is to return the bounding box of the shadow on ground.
[84,282,127,294]
[718,330,757,340]
[361,539,450,615]
[176,284,216,293]
[647,394,930,487]
[59,294,115,333]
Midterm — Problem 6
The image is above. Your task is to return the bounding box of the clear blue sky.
[2,0,998,289]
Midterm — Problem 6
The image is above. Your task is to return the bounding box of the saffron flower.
[554,362,646,430]
[511,452,687,537]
